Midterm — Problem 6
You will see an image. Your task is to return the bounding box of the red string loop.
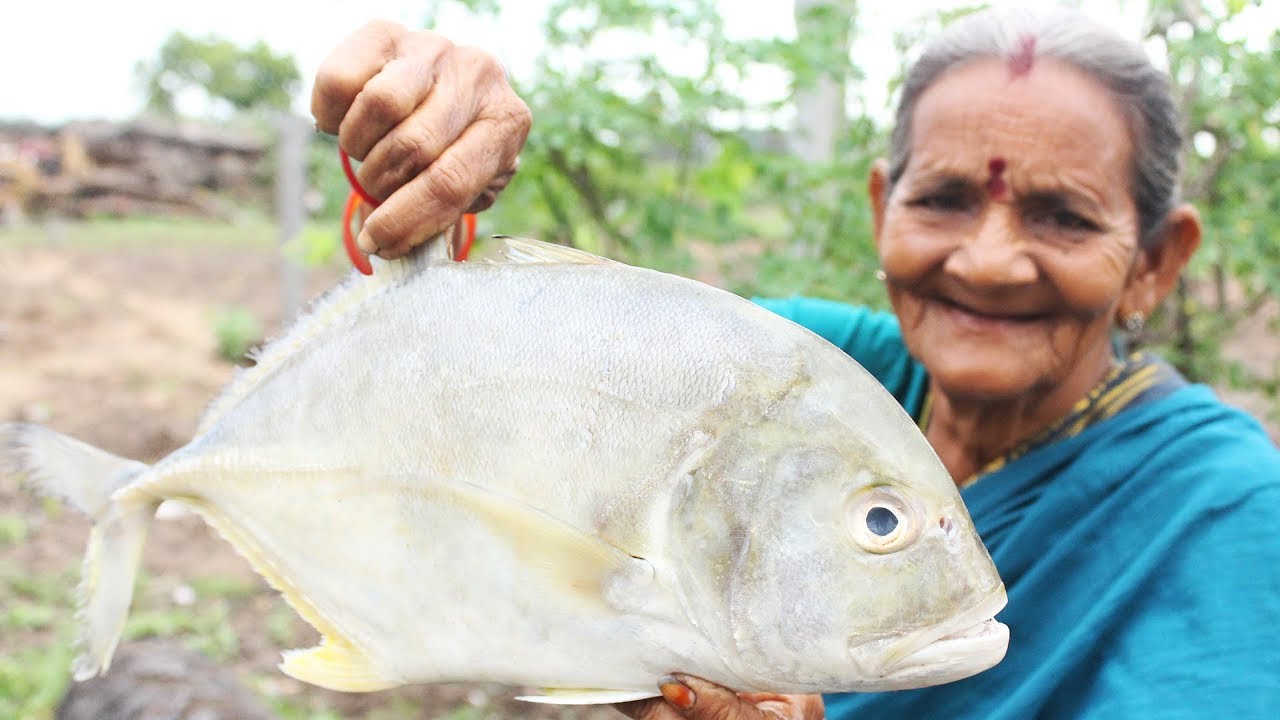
[341,190,374,276]
[340,147,381,208]
[338,147,477,273]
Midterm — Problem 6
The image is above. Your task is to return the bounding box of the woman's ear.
[868,159,891,252]
[1120,204,1202,320]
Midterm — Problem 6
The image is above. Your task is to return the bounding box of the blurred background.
[1,0,1276,718]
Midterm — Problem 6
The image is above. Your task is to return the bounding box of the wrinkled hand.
[615,675,825,720]
[312,20,531,258]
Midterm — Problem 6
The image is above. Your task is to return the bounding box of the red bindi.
[1009,35,1036,76]
[986,157,1008,199]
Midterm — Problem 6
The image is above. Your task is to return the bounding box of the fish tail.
[1,422,160,680]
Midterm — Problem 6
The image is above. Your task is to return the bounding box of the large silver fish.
[2,237,1008,704]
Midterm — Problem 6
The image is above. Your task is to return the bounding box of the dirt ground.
[0,240,619,719]
[1,236,1275,719]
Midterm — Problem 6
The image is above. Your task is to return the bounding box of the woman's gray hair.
[887,6,1182,249]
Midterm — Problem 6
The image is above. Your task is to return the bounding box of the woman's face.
[872,57,1142,402]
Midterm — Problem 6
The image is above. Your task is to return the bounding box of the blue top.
[756,296,1280,719]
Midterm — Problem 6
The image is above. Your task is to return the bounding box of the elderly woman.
[312,6,1280,719]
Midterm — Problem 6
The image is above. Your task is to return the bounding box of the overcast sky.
[3,0,1255,125]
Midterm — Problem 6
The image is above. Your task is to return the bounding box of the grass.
[212,304,265,363]
[0,562,260,717]
[0,641,76,720]
[123,601,241,661]
[2,601,57,632]
[0,561,77,720]
[0,514,30,546]
[0,214,281,250]
[3,564,76,606]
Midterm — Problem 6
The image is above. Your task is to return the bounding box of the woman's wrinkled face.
[874,57,1142,402]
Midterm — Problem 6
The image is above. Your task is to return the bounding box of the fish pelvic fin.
[280,639,396,692]
[1,423,159,681]
[516,688,661,705]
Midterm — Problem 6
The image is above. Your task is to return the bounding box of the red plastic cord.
[340,147,381,208]
[339,147,477,273]
[342,190,373,275]
[457,212,476,261]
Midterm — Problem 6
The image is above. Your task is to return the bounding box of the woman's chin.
[926,359,1045,402]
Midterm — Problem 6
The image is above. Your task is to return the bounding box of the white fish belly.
[187,471,689,688]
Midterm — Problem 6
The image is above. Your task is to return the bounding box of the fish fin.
[516,688,661,705]
[0,423,157,680]
[280,638,397,692]
[434,476,653,605]
[492,236,614,265]
[183,495,358,666]
[72,497,158,680]
[1,422,149,517]
[195,234,442,434]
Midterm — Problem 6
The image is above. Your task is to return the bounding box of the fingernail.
[658,675,695,711]
[356,230,377,254]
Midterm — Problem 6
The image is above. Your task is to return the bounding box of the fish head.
[670,359,1008,694]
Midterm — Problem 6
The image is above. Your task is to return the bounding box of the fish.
[1,236,1008,704]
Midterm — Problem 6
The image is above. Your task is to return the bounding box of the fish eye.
[846,487,921,554]
[866,506,899,536]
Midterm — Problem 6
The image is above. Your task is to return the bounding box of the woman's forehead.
[905,57,1133,181]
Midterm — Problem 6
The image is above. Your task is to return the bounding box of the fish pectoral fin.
[516,688,661,705]
[279,637,395,692]
[434,476,653,605]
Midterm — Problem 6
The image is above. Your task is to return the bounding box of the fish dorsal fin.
[493,236,614,265]
[516,688,661,705]
[196,233,450,435]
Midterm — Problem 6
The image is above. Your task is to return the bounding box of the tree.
[135,32,300,118]
[421,0,1278,407]
[452,0,886,306]
[790,0,858,163]
[1142,0,1280,391]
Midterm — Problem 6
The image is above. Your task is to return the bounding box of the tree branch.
[1183,128,1233,202]
[546,145,630,253]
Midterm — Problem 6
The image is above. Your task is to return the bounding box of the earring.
[875,269,887,282]
[1124,312,1145,333]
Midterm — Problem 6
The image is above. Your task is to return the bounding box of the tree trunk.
[790,0,857,163]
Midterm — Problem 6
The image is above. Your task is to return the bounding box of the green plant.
[1,602,57,632]
[0,642,76,720]
[0,514,30,546]
[124,600,240,661]
[211,305,263,365]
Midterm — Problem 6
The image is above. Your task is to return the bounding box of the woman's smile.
[927,294,1048,330]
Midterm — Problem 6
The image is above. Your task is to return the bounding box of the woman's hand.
[616,675,825,720]
[312,21,531,259]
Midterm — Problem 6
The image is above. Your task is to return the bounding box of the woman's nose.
[942,209,1038,286]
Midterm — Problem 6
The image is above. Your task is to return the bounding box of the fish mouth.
[849,584,1009,690]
